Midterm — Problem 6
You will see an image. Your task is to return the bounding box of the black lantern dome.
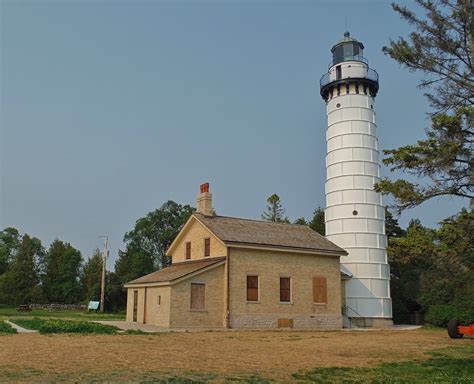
[330,31,365,67]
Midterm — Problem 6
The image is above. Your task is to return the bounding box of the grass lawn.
[0,328,472,382]
[0,306,125,321]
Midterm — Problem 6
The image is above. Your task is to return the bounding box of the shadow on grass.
[292,344,474,383]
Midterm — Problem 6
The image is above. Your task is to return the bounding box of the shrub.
[425,303,474,327]
[0,321,17,335]
[10,317,45,330]
[38,319,118,334]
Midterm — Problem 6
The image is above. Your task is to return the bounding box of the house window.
[190,283,205,310]
[280,277,291,303]
[204,238,210,257]
[157,295,161,307]
[185,242,191,260]
[313,276,327,304]
[247,275,259,302]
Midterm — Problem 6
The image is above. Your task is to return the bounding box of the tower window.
[336,65,342,80]
[336,103,341,108]
[353,210,359,216]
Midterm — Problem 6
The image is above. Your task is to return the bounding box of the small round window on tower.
[336,103,341,108]
[352,210,358,216]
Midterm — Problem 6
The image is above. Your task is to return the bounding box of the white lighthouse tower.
[320,32,392,326]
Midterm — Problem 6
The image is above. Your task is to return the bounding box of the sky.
[1,0,468,267]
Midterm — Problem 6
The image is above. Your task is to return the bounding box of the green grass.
[0,306,125,321]
[0,320,17,335]
[10,318,118,334]
[292,343,474,383]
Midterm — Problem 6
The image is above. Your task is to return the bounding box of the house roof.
[125,257,226,286]
[194,213,347,255]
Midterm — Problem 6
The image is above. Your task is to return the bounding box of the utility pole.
[99,236,109,313]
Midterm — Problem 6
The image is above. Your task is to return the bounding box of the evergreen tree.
[80,249,102,302]
[375,1,473,211]
[308,207,325,235]
[0,234,43,304]
[42,240,83,304]
[0,227,20,275]
[293,217,308,225]
[385,207,406,239]
[262,194,290,223]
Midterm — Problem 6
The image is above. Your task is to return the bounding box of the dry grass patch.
[0,329,469,382]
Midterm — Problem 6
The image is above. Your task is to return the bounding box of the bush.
[38,319,118,334]
[10,317,45,331]
[0,321,17,335]
[425,303,474,327]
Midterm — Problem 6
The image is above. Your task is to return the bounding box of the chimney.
[196,183,214,216]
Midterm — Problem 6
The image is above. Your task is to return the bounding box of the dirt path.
[0,329,467,382]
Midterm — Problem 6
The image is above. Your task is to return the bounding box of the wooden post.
[99,237,108,313]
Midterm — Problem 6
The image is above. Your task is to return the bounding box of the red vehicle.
[447,319,474,339]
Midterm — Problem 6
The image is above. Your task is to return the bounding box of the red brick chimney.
[196,183,214,216]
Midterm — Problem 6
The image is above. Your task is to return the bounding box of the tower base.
[347,317,393,329]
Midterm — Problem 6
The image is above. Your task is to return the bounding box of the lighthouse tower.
[320,32,392,326]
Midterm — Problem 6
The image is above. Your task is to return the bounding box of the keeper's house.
[124,184,348,329]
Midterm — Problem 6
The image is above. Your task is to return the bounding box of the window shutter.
[185,242,191,260]
[190,283,205,310]
[280,277,291,302]
[247,276,259,302]
[204,238,210,257]
[313,277,327,304]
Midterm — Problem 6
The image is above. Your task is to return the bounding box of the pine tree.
[375,1,473,211]
[262,194,290,223]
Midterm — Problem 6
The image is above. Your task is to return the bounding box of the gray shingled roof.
[194,214,346,255]
[125,257,226,285]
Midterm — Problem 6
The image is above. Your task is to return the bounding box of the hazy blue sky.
[1,0,467,266]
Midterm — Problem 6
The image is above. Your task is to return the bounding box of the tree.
[375,1,473,211]
[80,249,102,303]
[0,227,21,275]
[122,201,195,270]
[42,240,83,304]
[293,217,308,225]
[113,201,195,309]
[421,209,474,325]
[385,207,406,239]
[0,234,43,305]
[308,207,325,235]
[387,219,436,323]
[383,0,473,113]
[262,194,290,223]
